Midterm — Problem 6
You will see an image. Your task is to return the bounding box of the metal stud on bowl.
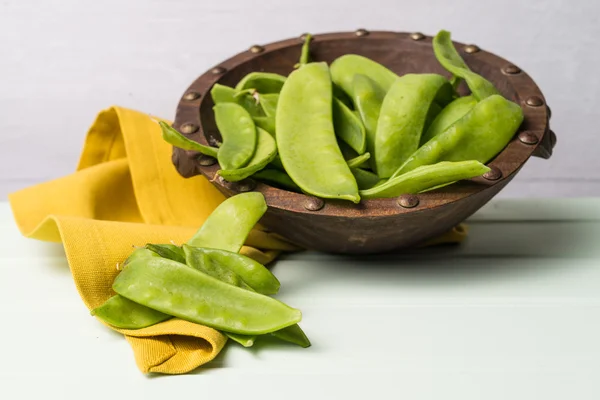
[464,44,480,54]
[250,45,264,54]
[483,166,502,181]
[518,131,539,145]
[397,194,419,208]
[304,197,325,211]
[180,123,198,134]
[355,28,369,37]
[211,66,227,75]
[526,96,544,107]
[410,32,425,41]
[183,92,201,101]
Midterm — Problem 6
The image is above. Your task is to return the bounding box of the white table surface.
[1,199,599,399]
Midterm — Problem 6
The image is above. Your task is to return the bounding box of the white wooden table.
[1,199,599,399]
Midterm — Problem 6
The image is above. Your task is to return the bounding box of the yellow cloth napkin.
[8,105,468,375]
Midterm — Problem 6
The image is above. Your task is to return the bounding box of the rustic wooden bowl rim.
[173,30,551,219]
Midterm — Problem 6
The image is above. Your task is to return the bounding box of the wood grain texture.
[1,0,598,199]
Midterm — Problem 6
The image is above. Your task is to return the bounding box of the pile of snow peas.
[92,192,310,348]
[163,29,523,202]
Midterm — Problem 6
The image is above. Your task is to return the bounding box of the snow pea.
[253,116,276,137]
[420,95,477,145]
[235,72,286,94]
[346,152,371,169]
[218,127,277,182]
[433,30,498,100]
[122,247,161,267]
[330,54,398,97]
[351,74,386,172]
[183,245,254,291]
[333,97,367,154]
[144,243,185,264]
[360,160,490,199]
[423,102,443,134]
[351,168,381,190]
[392,94,524,177]
[258,93,279,117]
[253,169,301,192]
[225,332,256,347]
[214,103,258,170]
[210,83,264,117]
[375,73,453,178]
[113,258,302,335]
[187,192,267,251]
[158,121,218,158]
[271,324,311,348]
[276,62,360,203]
[183,245,281,295]
[91,295,171,329]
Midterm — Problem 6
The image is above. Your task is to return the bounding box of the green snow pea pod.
[235,72,287,94]
[423,102,443,134]
[433,30,498,100]
[351,168,381,190]
[187,192,267,251]
[218,127,277,182]
[253,169,301,192]
[113,258,302,335]
[271,324,311,348]
[361,160,490,199]
[333,84,354,109]
[183,245,281,295]
[276,62,360,203]
[122,247,161,267]
[158,121,218,158]
[392,94,524,177]
[214,103,258,170]
[253,116,276,137]
[210,83,264,117]
[183,244,254,291]
[333,97,367,154]
[420,95,477,146]
[91,295,171,329]
[375,73,453,178]
[346,152,371,169]
[258,93,279,117]
[144,243,186,264]
[351,74,386,172]
[225,332,256,347]
[330,54,398,96]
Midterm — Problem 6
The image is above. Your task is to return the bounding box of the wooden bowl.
[172,30,555,254]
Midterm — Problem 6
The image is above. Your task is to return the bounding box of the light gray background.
[1,0,597,199]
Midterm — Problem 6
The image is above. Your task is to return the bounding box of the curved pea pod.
[225,332,256,347]
[375,74,453,178]
[113,258,302,335]
[253,116,276,137]
[187,192,267,251]
[297,33,312,67]
[214,103,258,170]
[91,295,171,329]
[253,169,301,192]
[276,62,360,203]
[218,127,277,182]
[392,94,524,177]
[210,83,264,117]
[144,243,185,264]
[433,30,498,100]
[123,247,161,268]
[271,324,311,348]
[352,74,386,172]
[258,93,279,117]
[235,72,287,94]
[158,121,218,158]
[420,95,477,145]
[333,98,367,154]
[361,160,490,199]
[346,152,371,169]
[423,102,443,134]
[330,54,398,96]
[351,168,381,190]
[183,245,281,295]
